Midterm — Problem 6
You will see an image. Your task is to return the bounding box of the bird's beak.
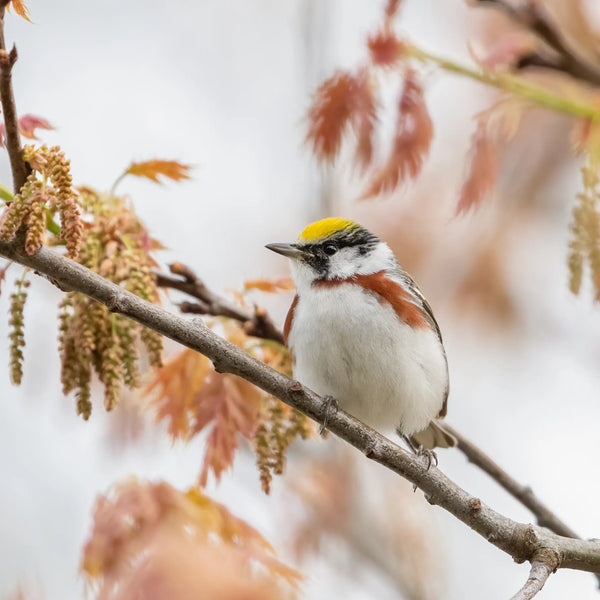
[265,242,305,260]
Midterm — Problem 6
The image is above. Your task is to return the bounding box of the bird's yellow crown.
[298,217,359,242]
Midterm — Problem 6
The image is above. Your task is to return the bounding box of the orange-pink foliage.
[362,70,433,197]
[457,119,498,214]
[82,481,300,600]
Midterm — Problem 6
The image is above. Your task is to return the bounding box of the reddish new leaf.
[0,114,53,147]
[7,0,31,22]
[362,70,433,198]
[468,34,538,71]
[18,114,53,139]
[457,119,498,214]
[194,372,261,486]
[306,71,358,162]
[368,30,405,67]
[351,70,377,170]
[125,160,192,184]
[384,0,403,20]
[145,349,210,439]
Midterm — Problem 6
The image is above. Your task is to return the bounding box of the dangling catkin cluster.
[58,189,164,418]
[568,161,600,299]
[255,395,313,494]
[0,145,83,258]
[8,272,29,385]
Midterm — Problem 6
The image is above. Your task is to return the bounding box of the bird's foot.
[416,446,438,470]
[319,395,339,436]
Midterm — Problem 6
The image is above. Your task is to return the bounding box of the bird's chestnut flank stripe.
[283,294,299,345]
[312,270,429,329]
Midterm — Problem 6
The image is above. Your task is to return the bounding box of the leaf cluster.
[82,480,300,600]
[146,315,314,492]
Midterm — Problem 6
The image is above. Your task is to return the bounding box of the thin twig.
[510,549,559,600]
[0,4,30,192]
[2,241,600,582]
[407,44,600,121]
[444,424,577,538]
[155,262,284,344]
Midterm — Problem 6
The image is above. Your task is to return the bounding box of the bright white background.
[1,1,600,599]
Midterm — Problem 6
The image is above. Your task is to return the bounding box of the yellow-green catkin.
[8,273,30,385]
[569,163,600,299]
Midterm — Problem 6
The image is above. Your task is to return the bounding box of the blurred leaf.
[18,115,53,139]
[468,33,538,72]
[195,372,261,486]
[146,345,262,486]
[361,69,433,198]
[7,0,31,22]
[368,29,405,67]
[125,159,192,184]
[457,118,498,214]
[0,115,53,147]
[352,70,377,170]
[306,71,358,162]
[82,480,301,598]
[243,277,294,293]
[384,0,403,20]
[146,349,211,439]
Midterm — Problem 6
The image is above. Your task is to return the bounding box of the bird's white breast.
[288,283,448,435]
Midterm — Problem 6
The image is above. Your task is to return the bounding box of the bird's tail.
[409,420,457,450]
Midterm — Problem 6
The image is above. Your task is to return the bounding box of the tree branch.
[510,548,559,600]
[2,240,600,581]
[155,262,284,344]
[0,5,30,192]
[473,0,600,87]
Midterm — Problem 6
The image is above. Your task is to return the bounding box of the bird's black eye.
[323,243,338,256]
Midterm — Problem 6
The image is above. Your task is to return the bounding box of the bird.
[266,217,456,461]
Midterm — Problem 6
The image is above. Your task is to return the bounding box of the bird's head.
[266,217,395,291]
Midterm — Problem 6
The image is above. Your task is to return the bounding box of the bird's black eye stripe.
[323,243,338,256]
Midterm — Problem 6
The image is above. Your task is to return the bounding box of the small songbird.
[266,217,456,458]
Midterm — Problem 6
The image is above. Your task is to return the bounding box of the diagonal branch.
[157,259,593,560]
[1,239,600,582]
[156,259,590,548]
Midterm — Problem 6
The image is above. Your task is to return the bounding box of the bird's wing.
[389,267,450,417]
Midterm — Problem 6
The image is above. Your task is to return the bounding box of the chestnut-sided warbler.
[266,217,456,457]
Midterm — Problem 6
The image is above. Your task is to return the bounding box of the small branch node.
[425,493,439,506]
[289,380,304,393]
[105,292,125,314]
[469,497,482,512]
[212,359,227,374]
[510,549,559,600]
[362,441,378,459]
